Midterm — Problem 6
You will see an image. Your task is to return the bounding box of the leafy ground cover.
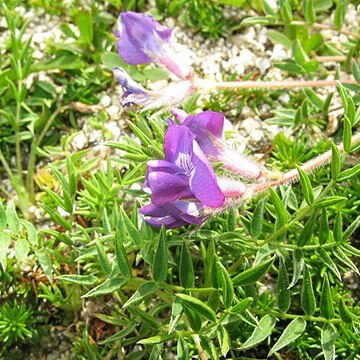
[0,0,360,359]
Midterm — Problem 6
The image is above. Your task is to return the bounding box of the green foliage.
[0,0,360,358]
[0,301,36,348]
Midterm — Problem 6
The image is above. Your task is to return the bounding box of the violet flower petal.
[148,172,192,205]
[190,141,225,207]
[164,124,194,163]
[113,67,152,107]
[116,12,172,65]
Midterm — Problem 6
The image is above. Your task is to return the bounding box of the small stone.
[72,132,88,151]
[106,105,120,119]
[100,95,112,107]
[279,93,290,104]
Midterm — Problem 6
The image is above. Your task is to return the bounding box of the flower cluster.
[113,12,274,228]
[113,11,195,110]
[139,110,267,228]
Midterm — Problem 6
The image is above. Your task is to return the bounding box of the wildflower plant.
[0,1,360,359]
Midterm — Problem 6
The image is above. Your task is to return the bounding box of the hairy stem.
[247,131,360,198]
[196,79,356,92]
[291,21,360,40]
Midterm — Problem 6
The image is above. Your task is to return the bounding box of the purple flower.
[113,67,195,110]
[140,200,205,228]
[116,12,191,79]
[171,109,262,179]
[144,123,224,208]
[113,67,153,107]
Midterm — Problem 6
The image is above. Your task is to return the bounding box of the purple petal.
[164,124,195,163]
[146,160,179,174]
[170,108,188,123]
[166,200,204,224]
[148,172,191,205]
[140,200,204,228]
[190,141,225,208]
[116,12,172,65]
[183,111,224,139]
[113,67,152,107]
[183,111,224,157]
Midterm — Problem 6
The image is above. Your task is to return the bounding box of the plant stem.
[291,21,360,40]
[15,86,24,187]
[196,79,356,92]
[254,309,343,324]
[247,131,360,198]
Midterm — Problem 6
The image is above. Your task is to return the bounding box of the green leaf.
[240,315,276,350]
[279,0,292,23]
[124,281,159,308]
[320,274,335,319]
[232,257,274,286]
[182,304,202,332]
[303,88,323,109]
[268,317,306,356]
[114,228,131,279]
[176,293,217,322]
[0,203,6,230]
[298,210,317,247]
[179,242,194,288]
[319,209,329,245]
[142,68,169,81]
[303,0,315,24]
[343,116,352,153]
[100,321,137,344]
[301,265,316,315]
[292,40,309,65]
[289,249,304,289]
[333,247,360,275]
[217,325,230,356]
[41,204,71,231]
[229,297,253,315]
[119,205,141,246]
[139,333,175,345]
[15,238,30,261]
[333,1,345,30]
[20,219,38,246]
[128,305,160,330]
[31,54,85,72]
[0,233,10,270]
[82,278,127,298]
[352,62,360,83]
[333,212,342,243]
[96,239,111,275]
[250,198,267,238]
[330,141,341,180]
[321,323,336,360]
[6,200,20,233]
[269,188,289,225]
[35,249,53,282]
[314,196,347,209]
[316,247,341,281]
[338,163,360,181]
[75,11,93,45]
[153,229,167,283]
[266,30,291,48]
[338,297,354,323]
[58,274,98,285]
[342,214,360,241]
[220,262,234,308]
[297,166,314,205]
[276,258,291,312]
